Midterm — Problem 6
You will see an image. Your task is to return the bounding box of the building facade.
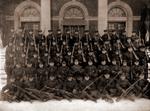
[0,0,149,46]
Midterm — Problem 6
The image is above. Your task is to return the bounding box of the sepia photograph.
[0,0,150,111]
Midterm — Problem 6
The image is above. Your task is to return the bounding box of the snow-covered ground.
[0,47,150,111]
[0,99,150,111]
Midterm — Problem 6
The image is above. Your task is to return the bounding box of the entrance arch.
[108,1,133,36]
[14,0,41,30]
[59,0,89,32]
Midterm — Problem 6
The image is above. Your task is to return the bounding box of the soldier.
[99,48,110,64]
[111,30,119,45]
[137,46,148,78]
[120,60,130,80]
[120,30,127,46]
[2,76,24,101]
[73,30,80,43]
[68,30,75,50]
[110,58,120,77]
[64,50,72,66]
[116,73,133,101]
[71,59,84,77]
[14,28,24,48]
[51,41,57,58]
[48,61,57,81]
[46,30,55,47]
[80,72,98,101]
[12,63,25,81]
[84,60,98,78]
[18,52,26,67]
[25,62,36,84]
[87,51,98,65]
[101,72,117,102]
[101,30,112,51]
[132,34,142,50]
[36,30,45,46]
[54,50,63,67]
[131,60,145,82]
[57,61,70,79]
[37,62,45,89]
[63,73,78,99]
[98,59,109,76]
[56,29,63,49]
[30,52,38,68]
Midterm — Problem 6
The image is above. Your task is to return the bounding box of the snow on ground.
[0,99,150,111]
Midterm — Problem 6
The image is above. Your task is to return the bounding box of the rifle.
[48,41,51,64]
[44,87,79,98]
[12,84,41,100]
[71,44,75,63]
[120,79,142,97]
[25,42,29,65]
[37,44,40,62]
[82,75,103,92]
[102,72,121,93]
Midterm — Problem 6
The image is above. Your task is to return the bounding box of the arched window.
[14,1,41,31]
[63,7,86,33]
[59,0,89,33]
[108,1,133,36]
[108,7,126,31]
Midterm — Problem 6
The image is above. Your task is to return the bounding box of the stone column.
[41,0,51,35]
[98,0,108,35]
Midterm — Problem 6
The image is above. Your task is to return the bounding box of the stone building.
[0,0,149,46]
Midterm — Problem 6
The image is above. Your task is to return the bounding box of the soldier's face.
[75,61,79,65]
[78,50,82,54]
[42,42,45,46]
[101,61,106,65]
[132,33,136,36]
[29,77,33,81]
[34,54,38,58]
[84,76,90,81]
[120,75,126,80]
[10,78,15,82]
[57,31,61,34]
[63,42,66,45]
[39,64,44,68]
[29,31,33,34]
[128,47,133,52]
[112,61,116,65]
[10,54,13,57]
[68,52,71,56]
[27,64,32,67]
[9,43,13,46]
[88,62,93,66]
[62,63,66,67]
[50,63,54,66]
[31,42,34,46]
[44,53,48,57]
[123,62,127,66]
[104,74,110,79]
[16,65,21,68]
[50,76,55,80]
[140,48,145,52]
[102,50,106,54]
[139,74,144,79]
[52,42,56,45]
[127,39,131,43]
[68,77,73,81]
[134,61,139,65]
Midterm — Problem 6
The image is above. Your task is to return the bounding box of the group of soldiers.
[1,28,150,102]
